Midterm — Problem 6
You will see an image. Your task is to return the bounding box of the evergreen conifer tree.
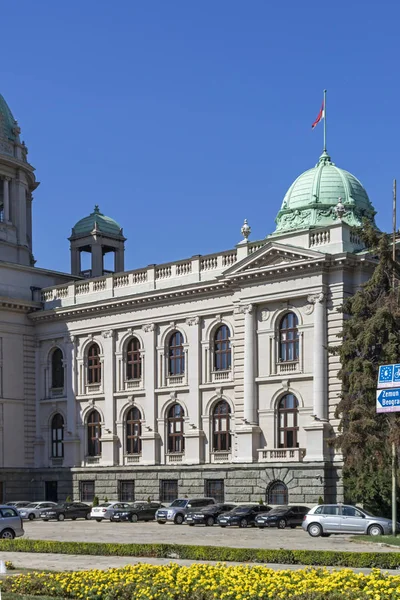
[334,223,400,515]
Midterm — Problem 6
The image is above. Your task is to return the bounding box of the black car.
[217,504,272,528]
[255,505,310,529]
[40,502,91,521]
[185,503,235,527]
[110,502,164,523]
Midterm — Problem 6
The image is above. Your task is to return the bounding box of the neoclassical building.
[0,93,377,505]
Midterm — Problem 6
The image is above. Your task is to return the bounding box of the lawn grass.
[357,535,400,546]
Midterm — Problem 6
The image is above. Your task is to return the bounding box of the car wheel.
[277,518,287,529]
[96,519,102,523]
[0,529,15,540]
[174,514,184,525]
[368,524,384,536]
[28,513,35,521]
[131,514,138,523]
[205,516,215,527]
[57,513,65,522]
[307,523,322,537]
[239,518,248,528]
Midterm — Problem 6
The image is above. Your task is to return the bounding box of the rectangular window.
[160,479,178,503]
[118,480,135,502]
[205,479,224,503]
[80,480,95,503]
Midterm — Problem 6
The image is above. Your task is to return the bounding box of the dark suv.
[255,505,310,529]
[156,498,215,524]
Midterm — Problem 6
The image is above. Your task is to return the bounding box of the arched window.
[87,410,101,456]
[278,394,299,448]
[268,481,288,505]
[87,343,101,384]
[126,407,142,454]
[167,403,185,453]
[214,325,231,371]
[126,338,141,380]
[212,400,231,451]
[279,312,299,362]
[168,331,185,376]
[51,413,64,458]
[51,348,64,389]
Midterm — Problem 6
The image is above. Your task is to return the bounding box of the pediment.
[221,241,327,278]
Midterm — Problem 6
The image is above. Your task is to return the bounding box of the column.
[311,293,327,420]
[243,304,257,424]
[91,243,103,277]
[63,336,80,467]
[101,330,117,465]
[114,247,124,272]
[184,316,204,464]
[19,183,27,245]
[70,248,81,275]
[141,323,161,464]
[34,340,45,467]
[2,177,10,223]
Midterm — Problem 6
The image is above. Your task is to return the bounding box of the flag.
[312,101,325,129]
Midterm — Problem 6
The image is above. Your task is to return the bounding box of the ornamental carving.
[307,292,325,305]
[186,316,199,326]
[259,308,270,322]
[239,303,253,315]
[142,323,155,332]
[101,330,113,339]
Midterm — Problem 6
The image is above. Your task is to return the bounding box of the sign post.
[377,364,400,536]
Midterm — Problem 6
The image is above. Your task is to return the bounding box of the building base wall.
[0,463,343,505]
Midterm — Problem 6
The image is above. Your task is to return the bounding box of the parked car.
[217,504,272,528]
[303,504,399,537]
[18,501,58,521]
[256,505,310,529]
[90,502,134,522]
[156,498,216,525]
[5,501,31,509]
[40,502,91,521]
[111,502,164,522]
[0,505,24,539]
[185,503,235,527]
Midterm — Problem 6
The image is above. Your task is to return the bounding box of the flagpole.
[323,89,327,152]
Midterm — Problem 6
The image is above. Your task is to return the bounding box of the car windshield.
[231,506,252,514]
[98,503,111,507]
[55,504,67,508]
[266,508,287,515]
[25,503,39,508]
[169,500,187,508]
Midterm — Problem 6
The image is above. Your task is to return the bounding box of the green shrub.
[0,539,398,570]
[104,496,108,503]
[65,496,72,503]
[92,496,99,507]
[318,496,324,505]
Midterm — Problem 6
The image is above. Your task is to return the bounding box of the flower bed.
[3,564,400,600]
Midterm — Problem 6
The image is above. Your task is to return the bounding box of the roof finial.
[93,205,100,214]
[241,218,251,241]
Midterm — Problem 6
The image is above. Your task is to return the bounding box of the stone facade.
[0,93,376,506]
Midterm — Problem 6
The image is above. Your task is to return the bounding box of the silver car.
[19,501,58,520]
[90,502,137,521]
[302,504,396,537]
[0,505,24,539]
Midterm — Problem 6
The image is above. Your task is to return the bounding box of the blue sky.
[1,1,399,272]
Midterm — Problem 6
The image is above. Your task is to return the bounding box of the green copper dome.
[273,152,376,234]
[0,94,20,143]
[71,205,123,238]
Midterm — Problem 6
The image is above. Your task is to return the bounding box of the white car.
[90,502,135,521]
[18,502,58,520]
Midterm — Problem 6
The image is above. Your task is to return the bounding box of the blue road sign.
[378,365,394,387]
[376,388,400,413]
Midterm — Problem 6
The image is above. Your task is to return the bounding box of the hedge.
[0,539,399,569]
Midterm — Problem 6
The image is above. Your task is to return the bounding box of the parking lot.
[20,519,396,553]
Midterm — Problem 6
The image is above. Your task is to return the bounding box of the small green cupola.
[272,151,377,235]
[69,205,126,278]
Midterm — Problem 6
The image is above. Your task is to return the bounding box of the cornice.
[29,281,232,323]
[0,295,41,313]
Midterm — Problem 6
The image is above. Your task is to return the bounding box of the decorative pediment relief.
[221,242,326,278]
